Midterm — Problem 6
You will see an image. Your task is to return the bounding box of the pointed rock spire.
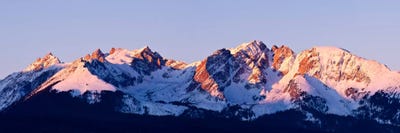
[130,46,167,75]
[132,46,163,62]
[24,52,61,72]
[91,49,105,62]
[140,46,152,53]
[84,49,106,62]
[132,46,153,57]
[109,47,117,55]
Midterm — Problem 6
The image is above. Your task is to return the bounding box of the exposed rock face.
[192,41,274,99]
[193,59,221,98]
[84,49,106,62]
[3,40,400,128]
[2,52,63,110]
[297,47,374,84]
[130,47,167,75]
[284,79,303,100]
[109,47,117,55]
[193,49,234,98]
[296,48,321,77]
[91,49,106,62]
[247,67,264,84]
[231,41,269,84]
[24,53,61,72]
[192,41,302,101]
[271,45,294,75]
[106,46,187,69]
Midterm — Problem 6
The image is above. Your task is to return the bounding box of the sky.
[1,0,400,79]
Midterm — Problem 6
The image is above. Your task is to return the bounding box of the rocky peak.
[92,49,105,60]
[84,49,106,62]
[132,46,163,62]
[227,41,270,85]
[230,40,267,57]
[211,48,231,57]
[271,45,295,75]
[129,46,166,75]
[24,52,61,72]
[135,46,153,55]
[293,46,375,86]
[230,41,270,68]
[107,47,186,70]
[293,48,326,79]
[192,48,236,99]
[271,45,292,52]
[109,47,117,55]
[140,46,152,53]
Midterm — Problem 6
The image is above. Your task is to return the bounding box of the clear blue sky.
[1,0,400,79]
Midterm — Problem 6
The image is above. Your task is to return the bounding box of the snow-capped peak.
[278,45,400,102]
[106,46,162,64]
[24,52,61,72]
[5,41,400,126]
[106,48,134,65]
[132,46,163,60]
[105,46,187,73]
[229,40,267,56]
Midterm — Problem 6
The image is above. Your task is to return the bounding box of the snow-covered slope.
[0,53,64,110]
[272,46,400,110]
[283,46,400,98]
[1,40,400,125]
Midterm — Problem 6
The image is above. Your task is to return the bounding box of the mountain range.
[1,40,400,132]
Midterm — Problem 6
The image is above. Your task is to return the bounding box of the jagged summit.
[133,46,163,61]
[24,52,61,72]
[275,45,400,103]
[230,40,267,55]
[138,45,152,53]
[106,46,161,64]
[46,52,54,56]
[236,40,266,49]
[109,47,117,55]
[84,48,106,62]
[2,40,400,129]
[105,46,187,69]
